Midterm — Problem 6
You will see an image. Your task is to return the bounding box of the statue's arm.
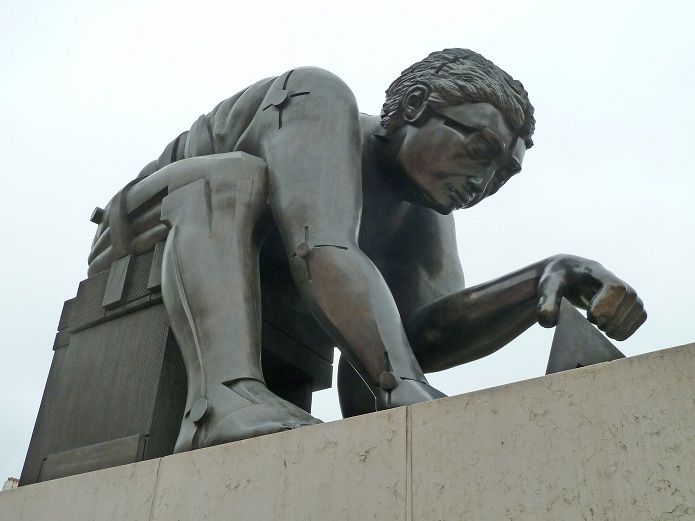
[255,67,424,384]
[403,254,550,373]
[389,210,647,373]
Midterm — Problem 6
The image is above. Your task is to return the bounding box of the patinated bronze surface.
[85,49,646,451]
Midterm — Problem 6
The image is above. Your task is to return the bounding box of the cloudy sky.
[1,0,693,480]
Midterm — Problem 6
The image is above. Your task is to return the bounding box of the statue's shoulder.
[285,66,347,82]
[278,66,356,100]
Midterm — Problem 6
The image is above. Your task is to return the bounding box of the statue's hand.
[536,255,647,340]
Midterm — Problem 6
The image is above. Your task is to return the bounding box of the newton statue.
[21,49,647,482]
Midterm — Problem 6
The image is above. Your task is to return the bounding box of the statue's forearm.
[406,259,553,373]
[291,245,426,384]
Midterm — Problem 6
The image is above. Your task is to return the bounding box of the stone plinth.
[3,343,694,521]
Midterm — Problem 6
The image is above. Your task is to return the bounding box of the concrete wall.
[2,343,693,521]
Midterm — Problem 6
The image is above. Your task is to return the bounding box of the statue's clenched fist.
[537,255,647,341]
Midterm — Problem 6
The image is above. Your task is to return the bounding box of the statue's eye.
[443,118,479,136]
[464,134,503,160]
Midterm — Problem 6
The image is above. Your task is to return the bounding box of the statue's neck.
[360,115,433,211]
[359,114,408,210]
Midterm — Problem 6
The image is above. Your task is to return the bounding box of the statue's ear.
[401,85,430,124]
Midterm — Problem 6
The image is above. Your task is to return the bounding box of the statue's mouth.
[444,181,478,210]
[447,188,469,209]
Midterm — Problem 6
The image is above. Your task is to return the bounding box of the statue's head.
[380,48,536,214]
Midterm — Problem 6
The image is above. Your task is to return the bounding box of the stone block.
[0,458,160,521]
[6,343,694,521]
[149,408,407,521]
[410,343,695,521]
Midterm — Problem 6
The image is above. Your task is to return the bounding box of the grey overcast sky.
[1,0,693,480]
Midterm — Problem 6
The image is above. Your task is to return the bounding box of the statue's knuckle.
[611,283,628,295]
[588,260,603,271]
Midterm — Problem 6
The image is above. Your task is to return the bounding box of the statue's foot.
[174,379,322,453]
[375,378,446,410]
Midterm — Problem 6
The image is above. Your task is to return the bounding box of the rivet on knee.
[378,371,398,390]
[295,241,311,259]
[190,398,210,424]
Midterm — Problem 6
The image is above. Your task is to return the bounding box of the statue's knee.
[160,153,268,230]
[167,152,267,198]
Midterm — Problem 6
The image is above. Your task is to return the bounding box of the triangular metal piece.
[546,298,625,374]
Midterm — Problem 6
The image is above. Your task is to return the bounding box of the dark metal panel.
[143,331,187,460]
[123,250,155,303]
[57,298,75,331]
[266,378,313,414]
[102,255,134,309]
[71,271,109,330]
[261,320,333,391]
[102,294,154,323]
[19,346,69,486]
[147,241,165,292]
[46,305,170,453]
[52,330,71,350]
[260,278,335,364]
[39,434,145,482]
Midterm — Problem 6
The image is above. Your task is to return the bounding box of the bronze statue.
[86,48,646,453]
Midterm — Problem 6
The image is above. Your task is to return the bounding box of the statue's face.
[396,102,526,214]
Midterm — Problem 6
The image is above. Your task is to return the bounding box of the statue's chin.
[415,193,456,215]
[384,165,454,214]
[399,185,454,215]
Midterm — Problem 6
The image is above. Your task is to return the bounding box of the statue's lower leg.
[160,160,320,452]
[337,354,446,417]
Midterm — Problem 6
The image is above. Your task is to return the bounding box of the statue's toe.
[198,403,322,448]
[175,380,323,450]
[376,379,447,410]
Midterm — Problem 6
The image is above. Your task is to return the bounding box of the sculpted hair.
[381,48,536,148]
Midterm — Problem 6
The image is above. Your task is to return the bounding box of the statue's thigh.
[89,153,268,275]
[126,152,268,254]
[126,152,267,212]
